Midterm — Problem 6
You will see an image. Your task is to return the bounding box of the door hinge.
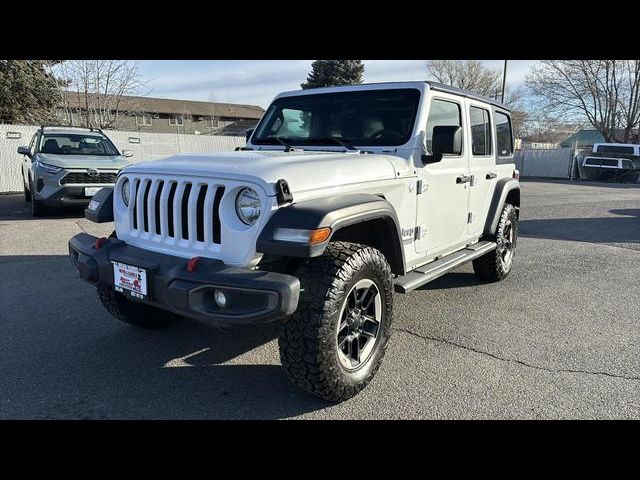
[467,212,474,224]
[416,180,426,194]
[470,174,476,187]
[414,225,425,240]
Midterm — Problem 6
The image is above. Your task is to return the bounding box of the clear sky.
[137,60,536,108]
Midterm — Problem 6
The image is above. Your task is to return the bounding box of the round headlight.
[235,187,261,225]
[121,178,130,206]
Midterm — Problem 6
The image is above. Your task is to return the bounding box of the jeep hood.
[35,153,129,169]
[123,150,406,195]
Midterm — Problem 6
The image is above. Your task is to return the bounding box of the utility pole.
[501,60,508,103]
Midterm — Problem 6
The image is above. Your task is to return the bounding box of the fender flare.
[257,193,405,268]
[483,179,520,236]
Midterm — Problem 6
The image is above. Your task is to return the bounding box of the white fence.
[514,148,575,179]
[0,124,245,193]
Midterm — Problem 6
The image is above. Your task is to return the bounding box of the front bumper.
[68,233,300,325]
[38,184,115,206]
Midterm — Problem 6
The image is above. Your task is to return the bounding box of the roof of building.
[62,91,264,119]
[560,129,606,148]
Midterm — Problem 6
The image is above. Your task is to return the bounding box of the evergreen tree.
[0,60,65,124]
[301,60,364,89]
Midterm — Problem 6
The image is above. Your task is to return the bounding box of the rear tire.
[473,203,518,282]
[98,287,182,329]
[278,242,394,402]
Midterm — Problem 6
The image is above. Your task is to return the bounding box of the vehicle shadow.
[416,270,485,291]
[1,254,328,419]
[0,194,85,221]
[519,209,640,245]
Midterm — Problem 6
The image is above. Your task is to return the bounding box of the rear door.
[415,95,471,255]
[466,101,497,236]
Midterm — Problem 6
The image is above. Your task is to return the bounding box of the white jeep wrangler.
[69,81,520,401]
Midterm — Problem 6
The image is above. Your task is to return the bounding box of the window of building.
[425,99,462,155]
[136,114,153,127]
[169,115,184,126]
[495,111,513,157]
[470,106,492,156]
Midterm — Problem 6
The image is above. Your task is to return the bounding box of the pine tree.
[301,60,364,89]
[0,60,65,124]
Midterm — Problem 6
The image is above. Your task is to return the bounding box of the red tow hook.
[187,256,201,272]
[94,237,107,250]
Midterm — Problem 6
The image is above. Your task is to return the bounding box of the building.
[560,129,640,149]
[58,91,264,136]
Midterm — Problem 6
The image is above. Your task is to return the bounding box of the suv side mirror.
[122,150,133,158]
[17,146,31,158]
[421,126,462,165]
[245,128,255,141]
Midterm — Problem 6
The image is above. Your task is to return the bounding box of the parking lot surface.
[1,179,639,419]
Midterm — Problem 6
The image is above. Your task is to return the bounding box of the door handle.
[456,175,471,184]
[486,172,498,180]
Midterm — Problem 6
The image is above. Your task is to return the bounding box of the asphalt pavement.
[1,179,639,419]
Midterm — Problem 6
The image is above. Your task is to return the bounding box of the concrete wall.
[514,148,574,179]
[0,124,245,193]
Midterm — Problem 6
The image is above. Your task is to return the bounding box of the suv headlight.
[235,187,261,225]
[35,161,61,174]
[121,178,130,206]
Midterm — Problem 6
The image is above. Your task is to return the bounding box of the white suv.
[69,81,520,402]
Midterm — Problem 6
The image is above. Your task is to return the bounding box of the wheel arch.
[483,179,520,236]
[256,193,406,275]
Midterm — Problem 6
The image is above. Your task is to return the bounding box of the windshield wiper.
[303,137,358,151]
[261,136,294,149]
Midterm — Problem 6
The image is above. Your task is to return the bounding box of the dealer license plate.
[112,261,148,300]
[85,187,101,197]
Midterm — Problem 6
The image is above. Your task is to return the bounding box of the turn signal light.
[513,169,520,180]
[309,227,331,245]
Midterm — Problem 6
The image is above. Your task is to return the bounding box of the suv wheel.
[30,182,48,217]
[473,203,518,282]
[23,179,31,203]
[98,287,182,329]
[278,242,394,402]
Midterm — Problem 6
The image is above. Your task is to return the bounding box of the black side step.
[394,241,497,293]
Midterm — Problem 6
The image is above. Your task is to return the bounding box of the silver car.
[18,126,132,217]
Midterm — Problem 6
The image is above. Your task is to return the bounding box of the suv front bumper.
[68,233,300,325]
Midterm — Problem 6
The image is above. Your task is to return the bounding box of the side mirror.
[17,146,31,158]
[432,125,462,156]
[122,150,133,158]
[245,128,255,142]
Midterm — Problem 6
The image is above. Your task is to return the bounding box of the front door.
[415,96,470,256]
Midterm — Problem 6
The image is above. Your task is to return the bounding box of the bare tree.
[427,60,528,137]
[54,60,146,129]
[427,60,503,98]
[527,60,640,143]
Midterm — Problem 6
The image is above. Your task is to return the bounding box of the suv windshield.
[252,88,420,147]
[38,133,119,156]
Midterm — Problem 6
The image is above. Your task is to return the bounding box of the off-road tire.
[473,203,518,282]
[98,287,182,329]
[278,241,394,402]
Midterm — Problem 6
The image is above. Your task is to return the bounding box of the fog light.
[213,290,228,309]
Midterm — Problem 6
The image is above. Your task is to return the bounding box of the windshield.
[38,133,120,156]
[252,88,420,147]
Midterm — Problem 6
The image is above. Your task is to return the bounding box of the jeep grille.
[128,178,225,245]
